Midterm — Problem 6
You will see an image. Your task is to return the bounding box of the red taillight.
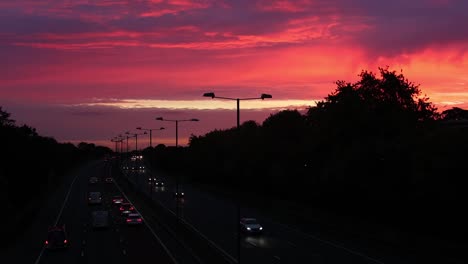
[45,240,48,245]
[119,207,124,211]
[137,219,142,222]
[126,219,131,222]
[130,207,134,210]
[64,240,67,244]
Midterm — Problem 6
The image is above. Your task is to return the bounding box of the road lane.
[2,161,100,264]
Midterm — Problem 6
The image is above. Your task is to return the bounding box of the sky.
[1,0,467,148]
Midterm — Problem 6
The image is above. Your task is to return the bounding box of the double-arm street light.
[203,92,272,129]
[136,126,165,148]
[155,117,199,147]
[111,138,120,153]
[203,92,272,264]
[118,133,129,155]
[126,131,147,152]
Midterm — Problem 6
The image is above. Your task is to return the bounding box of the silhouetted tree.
[441,107,468,120]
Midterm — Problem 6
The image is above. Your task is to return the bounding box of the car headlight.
[259,227,263,230]
[247,227,251,230]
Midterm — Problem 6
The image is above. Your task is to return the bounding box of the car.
[174,190,185,198]
[105,177,113,183]
[91,211,109,229]
[148,177,156,184]
[88,192,102,205]
[240,218,263,234]
[89,177,98,184]
[112,195,124,205]
[154,180,164,187]
[125,213,143,225]
[119,203,135,216]
[45,225,69,249]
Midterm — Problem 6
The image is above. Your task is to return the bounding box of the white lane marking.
[82,240,86,245]
[286,240,296,247]
[81,250,85,257]
[274,255,281,261]
[273,222,385,264]
[246,241,257,247]
[113,180,179,264]
[33,169,81,264]
[141,161,238,263]
[149,191,238,264]
[122,249,127,255]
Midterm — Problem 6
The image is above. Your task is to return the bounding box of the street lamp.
[155,117,199,147]
[136,126,165,148]
[111,138,120,153]
[203,92,272,129]
[126,131,147,152]
[155,116,199,222]
[203,92,272,263]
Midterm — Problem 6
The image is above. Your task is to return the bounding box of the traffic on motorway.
[28,161,176,264]
[3,155,426,264]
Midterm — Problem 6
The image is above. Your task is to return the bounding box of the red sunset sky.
[1,0,467,148]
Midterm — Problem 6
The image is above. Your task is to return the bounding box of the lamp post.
[126,131,147,152]
[203,92,272,263]
[136,126,165,148]
[155,117,199,147]
[113,136,125,174]
[111,138,118,153]
[155,116,199,221]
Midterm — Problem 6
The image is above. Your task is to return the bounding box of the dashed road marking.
[247,241,258,247]
[273,222,385,264]
[122,249,127,255]
[274,255,281,261]
[81,250,85,257]
[286,240,296,247]
[113,179,179,264]
[82,240,86,245]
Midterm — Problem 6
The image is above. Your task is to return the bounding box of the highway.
[123,158,417,264]
[3,160,177,264]
[3,157,450,264]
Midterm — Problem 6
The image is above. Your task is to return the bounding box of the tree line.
[0,107,111,244]
[144,68,468,241]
